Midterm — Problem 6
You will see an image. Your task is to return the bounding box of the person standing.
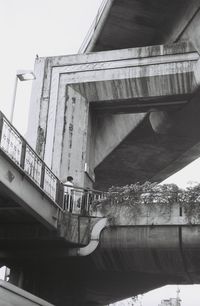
[64,176,74,212]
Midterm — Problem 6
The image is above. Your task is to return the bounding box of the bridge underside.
[86,0,200,52]
[82,0,200,189]
[94,92,200,189]
[4,224,200,306]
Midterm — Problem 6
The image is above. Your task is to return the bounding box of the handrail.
[63,184,106,216]
[63,183,104,194]
[0,111,105,216]
[0,111,62,206]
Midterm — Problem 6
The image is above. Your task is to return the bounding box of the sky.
[0,0,102,134]
[112,285,200,306]
[0,0,200,305]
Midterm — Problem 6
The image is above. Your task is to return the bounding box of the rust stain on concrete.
[36,126,45,156]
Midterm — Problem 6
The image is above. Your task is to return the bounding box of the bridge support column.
[57,85,92,187]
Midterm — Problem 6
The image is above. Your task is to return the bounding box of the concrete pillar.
[58,86,90,187]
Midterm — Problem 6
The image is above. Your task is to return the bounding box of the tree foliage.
[94,182,200,221]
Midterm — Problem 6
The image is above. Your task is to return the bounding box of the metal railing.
[63,184,106,216]
[0,111,105,215]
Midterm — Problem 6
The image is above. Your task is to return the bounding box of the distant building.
[158,297,181,306]
[158,288,181,306]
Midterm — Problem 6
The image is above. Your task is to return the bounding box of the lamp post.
[10,70,36,123]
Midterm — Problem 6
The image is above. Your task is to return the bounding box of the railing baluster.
[24,144,42,186]
[62,184,106,216]
[43,167,57,202]
[0,118,22,165]
[20,139,26,169]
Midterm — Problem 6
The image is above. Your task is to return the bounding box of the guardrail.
[0,111,105,215]
[63,184,106,215]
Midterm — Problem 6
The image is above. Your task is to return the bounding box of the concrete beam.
[97,199,200,226]
[92,225,200,284]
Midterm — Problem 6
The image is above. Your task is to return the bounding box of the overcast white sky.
[0,0,200,305]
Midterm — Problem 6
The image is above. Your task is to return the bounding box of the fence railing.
[0,111,105,215]
[63,185,106,216]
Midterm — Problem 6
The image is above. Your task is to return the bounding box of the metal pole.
[10,75,18,123]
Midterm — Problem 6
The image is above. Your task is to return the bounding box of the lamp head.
[16,70,36,81]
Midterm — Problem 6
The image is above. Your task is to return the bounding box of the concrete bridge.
[1,112,200,306]
[2,0,200,305]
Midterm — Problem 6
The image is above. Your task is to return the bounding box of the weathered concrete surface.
[96,198,200,226]
[27,41,200,189]
[58,213,102,246]
[85,0,200,52]
[167,3,200,54]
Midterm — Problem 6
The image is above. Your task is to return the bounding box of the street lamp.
[10,70,36,123]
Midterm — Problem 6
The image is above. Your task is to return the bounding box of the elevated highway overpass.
[3,192,200,306]
[81,0,200,53]
[78,0,200,190]
[2,110,200,305]
[2,0,200,305]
